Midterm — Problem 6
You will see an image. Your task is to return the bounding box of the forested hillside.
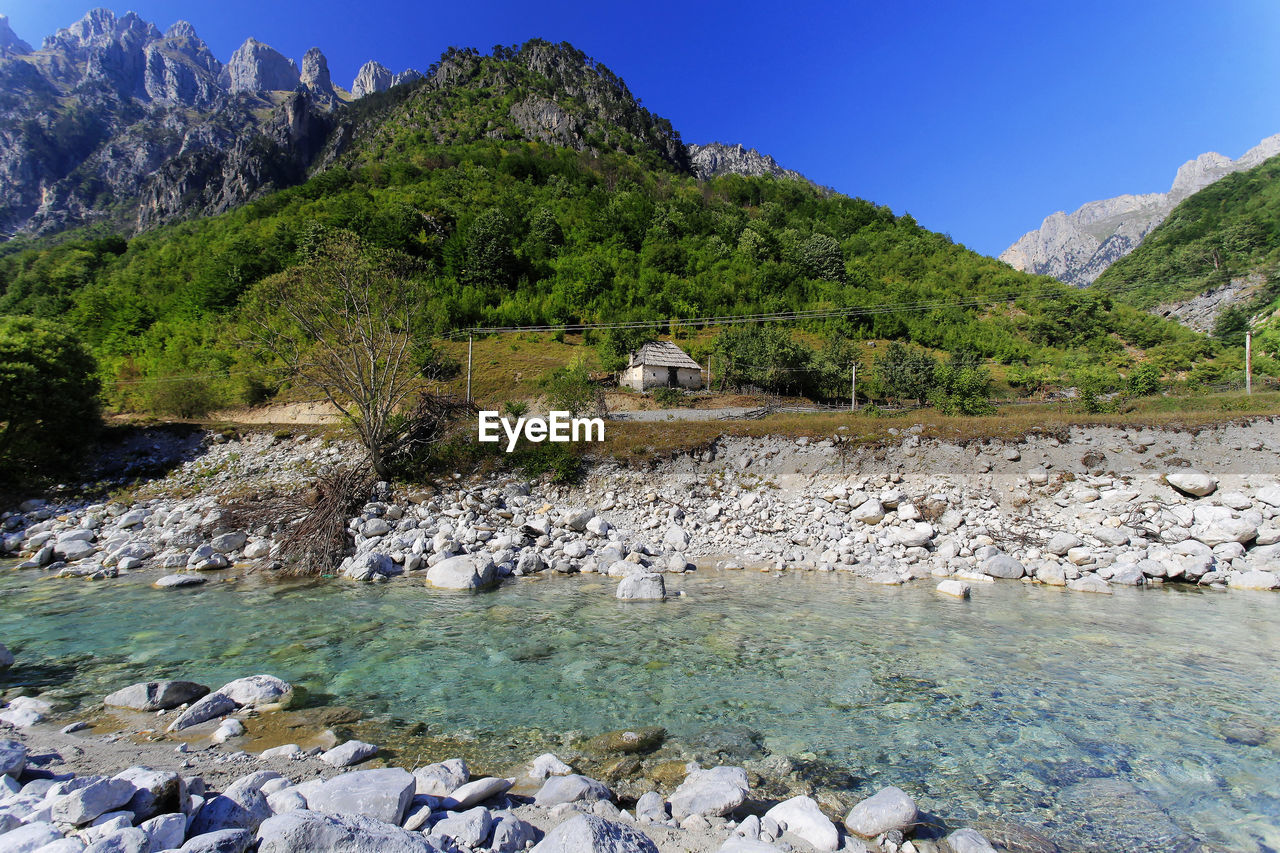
[0,40,1218,413]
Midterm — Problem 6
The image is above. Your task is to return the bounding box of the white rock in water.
[167,691,237,731]
[426,555,497,590]
[1067,575,1112,594]
[669,765,749,820]
[763,795,839,851]
[529,753,573,780]
[948,827,999,853]
[843,785,918,838]
[153,573,207,588]
[936,580,970,598]
[320,740,379,768]
[616,573,666,601]
[105,680,208,711]
[219,674,292,708]
[1165,470,1217,497]
[1229,570,1279,590]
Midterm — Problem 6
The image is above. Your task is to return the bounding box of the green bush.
[1125,362,1163,397]
[540,356,596,416]
[651,386,684,407]
[0,317,101,483]
[143,374,220,419]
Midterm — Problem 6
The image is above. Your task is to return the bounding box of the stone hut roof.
[627,341,702,370]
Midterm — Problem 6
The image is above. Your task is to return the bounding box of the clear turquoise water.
[2,565,1278,851]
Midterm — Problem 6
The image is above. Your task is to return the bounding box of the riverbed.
[2,565,1278,851]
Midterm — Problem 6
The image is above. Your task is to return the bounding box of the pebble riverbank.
[3,419,1280,851]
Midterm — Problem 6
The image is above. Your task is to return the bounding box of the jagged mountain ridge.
[0,8,422,240]
[1001,134,1280,287]
[0,9,817,243]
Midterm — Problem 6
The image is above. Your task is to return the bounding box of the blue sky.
[7,1,1280,257]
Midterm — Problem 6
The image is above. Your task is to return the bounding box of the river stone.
[1229,570,1280,590]
[113,767,186,820]
[562,508,595,532]
[530,813,658,853]
[1108,565,1145,586]
[154,574,207,588]
[669,765,749,820]
[442,777,513,810]
[426,555,497,590]
[1165,470,1217,497]
[179,828,255,852]
[616,573,666,601]
[84,826,149,852]
[635,791,667,823]
[491,814,540,853]
[586,727,665,755]
[662,526,690,551]
[168,691,237,731]
[189,787,271,835]
[1058,777,1197,852]
[534,774,612,806]
[763,795,838,852]
[1044,533,1082,556]
[256,810,440,853]
[851,500,885,524]
[51,777,137,825]
[225,772,286,799]
[844,786,918,838]
[894,522,934,548]
[431,806,492,847]
[211,531,248,553]
[267,789,308,815]
[140,813,187,850]
[55,539,97,561]
[982,553,1025,579]
[529,753,572,780]
[413,759,469,795]
[0,643,11,670]
[1067,575,1112,594]
[0,823,64,852]
[305,768,415,825]
[218,674,291,708]
[719,839,784,853]
[0,739,27,777]
[947,827,998,853]
[936,580,970,598]
[320,740,379,768]
[105,681,209,712]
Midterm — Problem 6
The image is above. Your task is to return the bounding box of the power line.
[446,288,1070,339]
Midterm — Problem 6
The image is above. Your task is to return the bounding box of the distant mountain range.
[0,10,812,242]
[1001,134,1280,287]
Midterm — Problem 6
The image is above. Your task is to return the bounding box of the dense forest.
[0,41,1234,416]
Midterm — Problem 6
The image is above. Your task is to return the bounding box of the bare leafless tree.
[244,232,457,478]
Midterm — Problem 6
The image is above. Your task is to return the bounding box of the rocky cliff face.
[687,142,809,183]
[1002,134,1280,287]
[0,9,359,240]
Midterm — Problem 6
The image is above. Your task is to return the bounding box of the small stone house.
[619,341,704,391]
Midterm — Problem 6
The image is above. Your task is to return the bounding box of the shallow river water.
[1,566,1278,851]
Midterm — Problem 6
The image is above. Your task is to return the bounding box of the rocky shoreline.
[3,419,1280,851]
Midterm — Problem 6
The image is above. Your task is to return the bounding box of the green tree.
[800,233,846,282]
[0,317,100,482]
[1213,305,1249,348]
[931,351,994,415]
[875,341,937,405]
[540,355,599,416]
[464,209,518,288]
[1125,362,1163,397]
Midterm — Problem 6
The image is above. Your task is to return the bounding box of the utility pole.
[1246,331,1252,395]
[850,364,857,412]
[707,355,712,393]
[466,333,473,403]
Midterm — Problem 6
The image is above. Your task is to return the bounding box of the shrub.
[652,386,684,407]
[0,317,101,483]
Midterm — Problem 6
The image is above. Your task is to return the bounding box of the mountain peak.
[0,14,32,56]
[687,142,809,184]
[1001,134,1280,287]
[351,60,393,98]
[220,36,300,93]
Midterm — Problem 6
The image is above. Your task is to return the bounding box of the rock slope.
[1001,134,1280,287]
[687,142,809,184]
